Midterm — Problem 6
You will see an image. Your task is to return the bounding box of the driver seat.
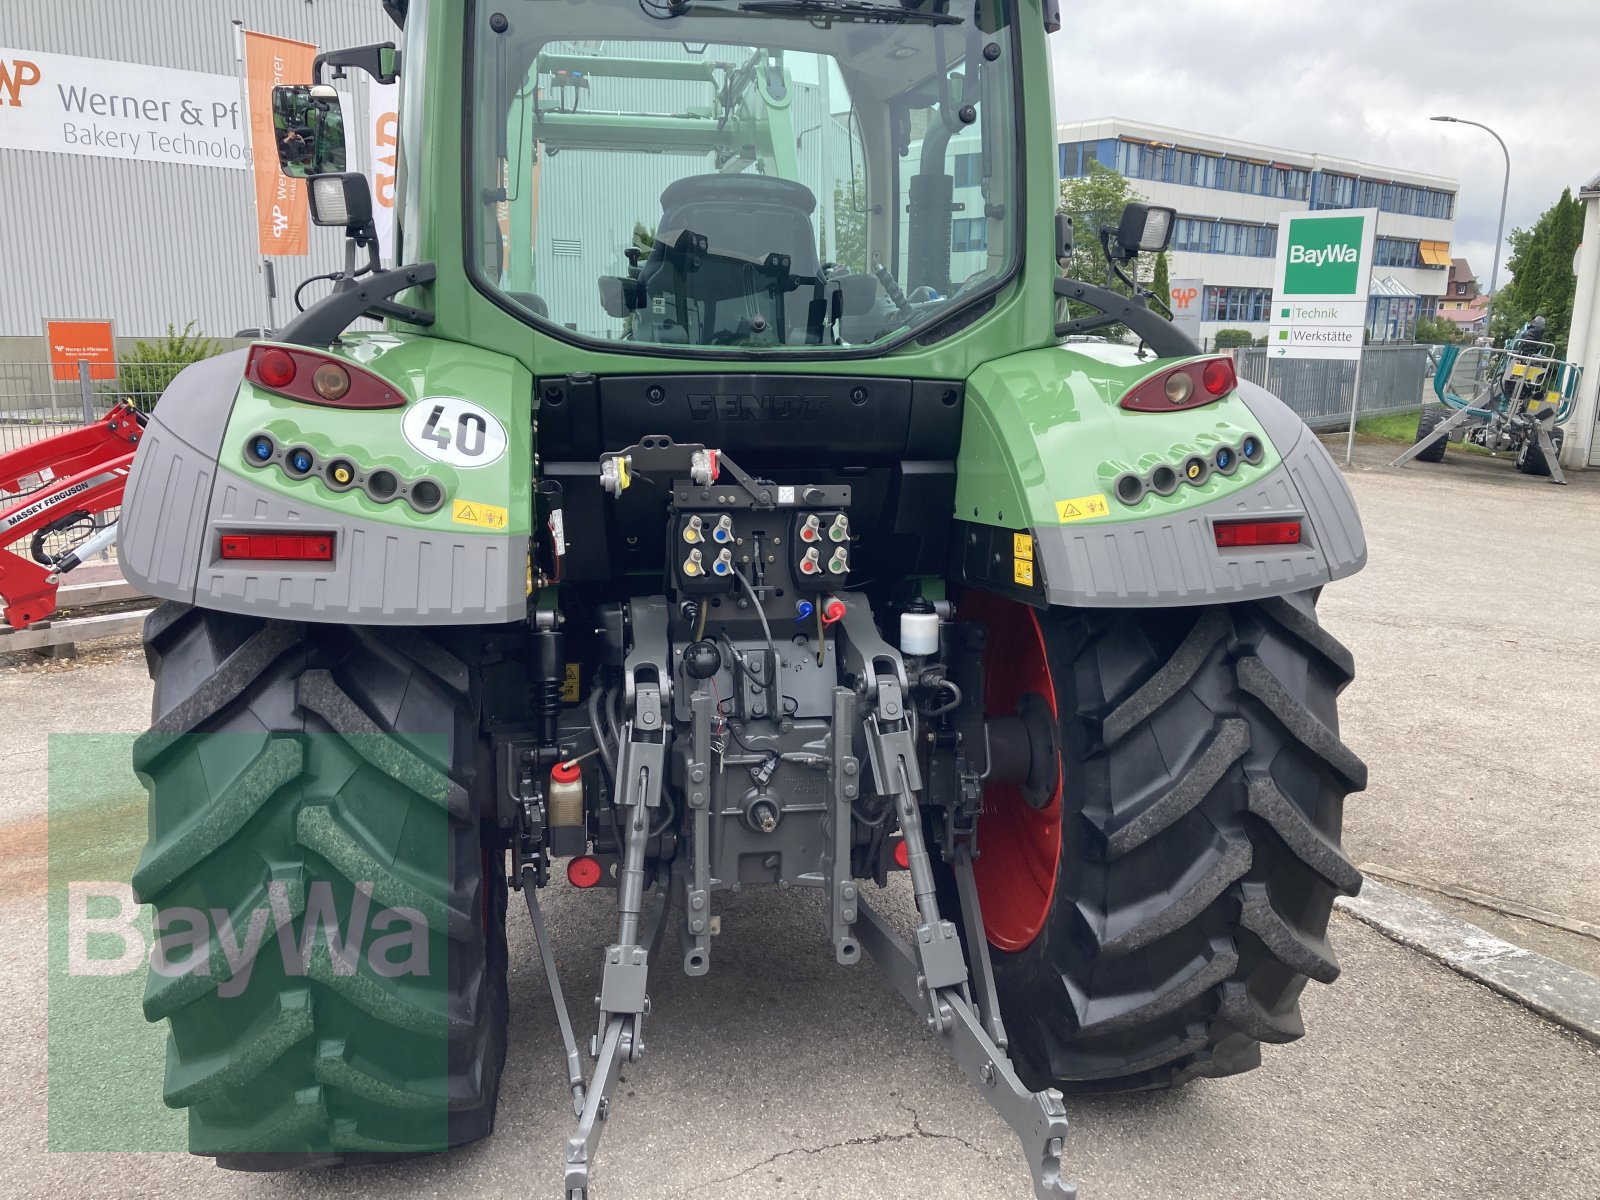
[634,174,822,345]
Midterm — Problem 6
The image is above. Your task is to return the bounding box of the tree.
[1056,163,1146,289]
[115,322,221,412]
[1412,315,1463,345]
[828,175,867,276]
[1213,328,1255,349]
[1489,188,1584,352]
[1151,251,1170,311]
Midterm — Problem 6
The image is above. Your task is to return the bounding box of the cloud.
[1047,0,1600,281]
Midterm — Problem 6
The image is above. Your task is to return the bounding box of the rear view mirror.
[271,84,347,178]
[1113,203,1175,257]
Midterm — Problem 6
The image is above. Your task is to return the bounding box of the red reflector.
[1214,520,1302,549]
[1202,358,1236,396]
[567,856,603,888]
[219,532,336,561]
[892,838,910,870]
[256,348,297,389]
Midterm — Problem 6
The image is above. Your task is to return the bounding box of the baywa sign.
[0,47,249,169]
[1281,214,1366,296]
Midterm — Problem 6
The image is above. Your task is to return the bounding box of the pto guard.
[956,347,1366,607]
[118,341,532,625]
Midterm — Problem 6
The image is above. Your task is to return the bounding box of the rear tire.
[131,604,509,1163]
[1515,427,1563,476]
[958,590,1365,1094]
[1414,408,1448,462]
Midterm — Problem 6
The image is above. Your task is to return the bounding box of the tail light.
[1214,519,1301,549]
[1121,356,1238,412]
[245,344,404,409]
[219,532,335,561]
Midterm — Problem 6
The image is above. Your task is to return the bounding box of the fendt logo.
[0,57,41,107]
[1282,215,1364,296]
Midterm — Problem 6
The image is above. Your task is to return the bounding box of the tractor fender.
[953,348,1366,608]
[118,339,530,625]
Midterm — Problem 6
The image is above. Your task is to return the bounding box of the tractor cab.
[468,4,1021,355]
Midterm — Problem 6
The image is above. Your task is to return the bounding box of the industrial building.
[1058,117,1460,346]
[0,0,393,351]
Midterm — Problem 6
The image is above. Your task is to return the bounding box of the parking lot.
[1,437,1597,1199]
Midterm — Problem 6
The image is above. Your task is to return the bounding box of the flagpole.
[233,18,273,334]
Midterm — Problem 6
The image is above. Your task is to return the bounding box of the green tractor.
[119,2,1368,1196]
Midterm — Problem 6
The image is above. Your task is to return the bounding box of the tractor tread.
[1101,609,1230,747]
[1095,832,1252,957]
[163,989,316,1108]
[295,805,467,943]
[295,670,470,818]
[1216,980,1306,1044]
[1244,773,1363,895]
[1069,937,1238,1036]
[139,618,307,747]
[132,737,303,902]
[1238,881,1341,984]
[1102,718,1249,857]
[1236,654,1368,790]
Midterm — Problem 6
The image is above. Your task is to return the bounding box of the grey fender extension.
[1033,383,1366,607]
[119,352,527,625]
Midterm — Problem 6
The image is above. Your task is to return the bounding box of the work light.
[307,172,374,230]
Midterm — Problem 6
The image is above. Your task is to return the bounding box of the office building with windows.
[1057,118,1459,345]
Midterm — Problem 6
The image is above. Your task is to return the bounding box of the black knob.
[682,640,721,680]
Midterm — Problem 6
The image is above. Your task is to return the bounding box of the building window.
[1172,216,1276,258]
[1314,172,1455,219]
[952,217,987,253]
[1203,286,1274,323]
[1456,282,1467,295]
[1059,142,1077,178]
[1374,237,1422,269]
[954,153,983,189]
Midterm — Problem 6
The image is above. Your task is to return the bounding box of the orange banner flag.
[243,31,317,258]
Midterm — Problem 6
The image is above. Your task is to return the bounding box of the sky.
[1048,0,1600,287]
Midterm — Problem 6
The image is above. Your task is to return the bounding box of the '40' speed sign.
[401,397,508,468]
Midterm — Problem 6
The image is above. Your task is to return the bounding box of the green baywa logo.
[1282,215,1364,295]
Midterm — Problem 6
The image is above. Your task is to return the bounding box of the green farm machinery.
[1395,318,1584,482]
[119,2,1368,1195]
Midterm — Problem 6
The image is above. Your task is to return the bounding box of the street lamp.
[1431,115,1510,342]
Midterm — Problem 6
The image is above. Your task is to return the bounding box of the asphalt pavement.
[0,439,1597,1198]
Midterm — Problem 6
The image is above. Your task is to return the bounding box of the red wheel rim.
[965,590,1062,953]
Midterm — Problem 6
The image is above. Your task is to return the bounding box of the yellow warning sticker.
[1013,532,1034,561]
[452,499,510,529]
[561,662,581,704]
[1013,558,1035,586]
[1055,494,1111,523]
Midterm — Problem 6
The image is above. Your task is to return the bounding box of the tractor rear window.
[466,0,1020,355]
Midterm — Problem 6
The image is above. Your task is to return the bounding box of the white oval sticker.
[402,397,508,468]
